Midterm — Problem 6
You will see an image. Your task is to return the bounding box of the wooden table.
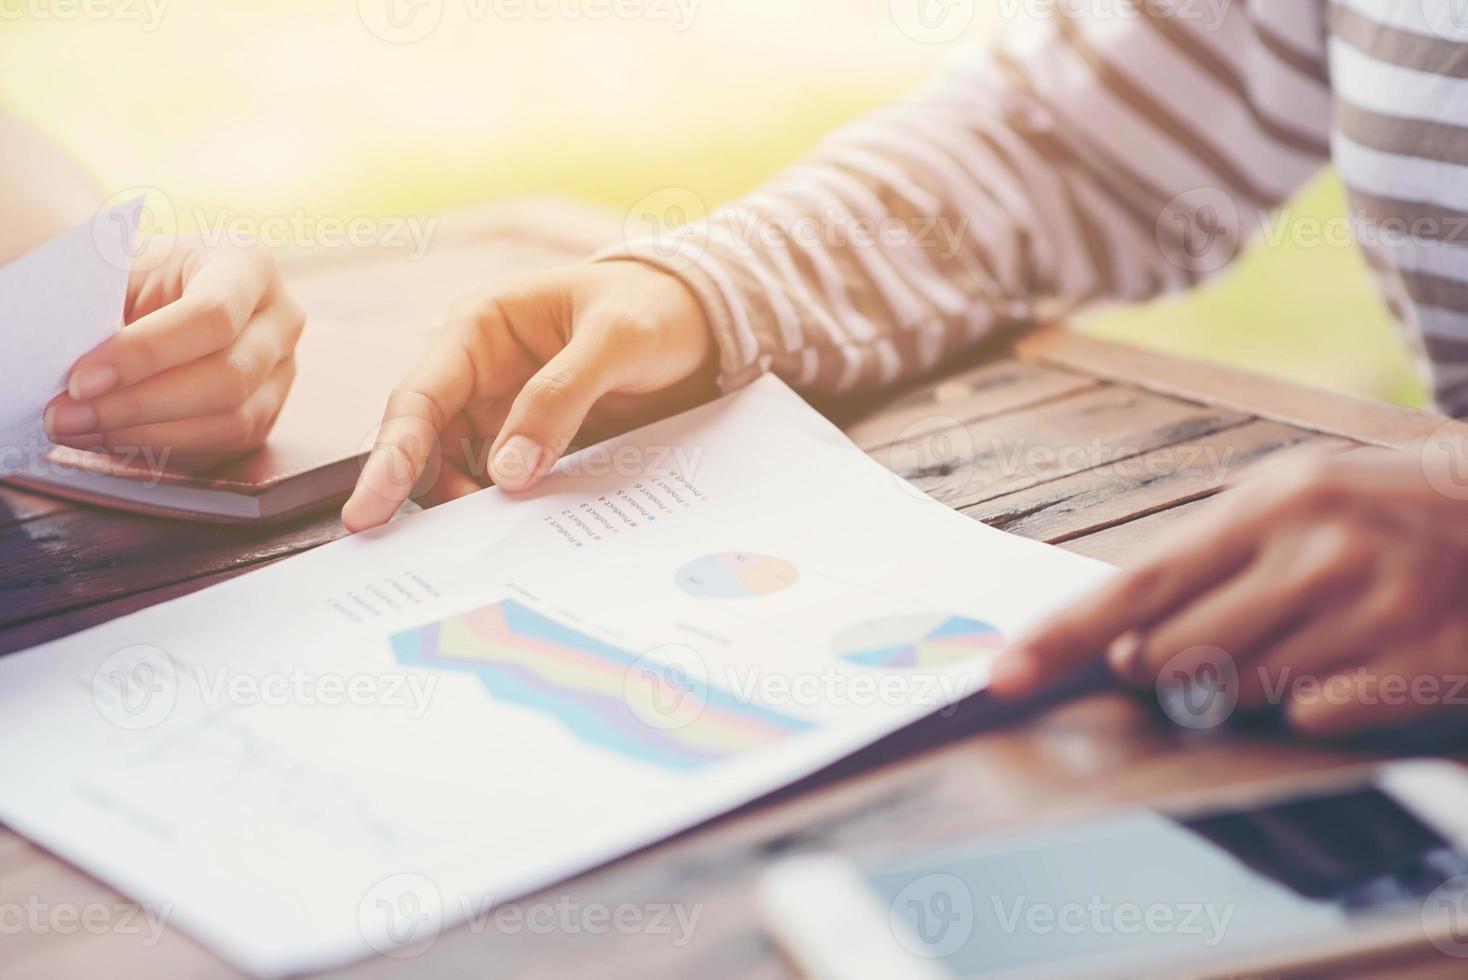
[3,201,1467,979]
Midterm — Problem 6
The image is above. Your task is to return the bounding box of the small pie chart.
[833,613,1003,669]
[675,553,799,599]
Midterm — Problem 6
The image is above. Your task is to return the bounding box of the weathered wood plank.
[1057,496,1218,565]
[0,560,273,655]
[1016,324,1468,450]
[0,508,341,632]
[1051,443,1395,565]
[874,384,1251,511]
[842,357,1099,451]
[967,419,1352,544]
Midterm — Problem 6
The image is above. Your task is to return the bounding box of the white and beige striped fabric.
[600,0,1468,417]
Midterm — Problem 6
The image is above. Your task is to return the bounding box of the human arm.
[343,0,1334,528]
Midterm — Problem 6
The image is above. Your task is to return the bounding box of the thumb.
[488,329,621,491]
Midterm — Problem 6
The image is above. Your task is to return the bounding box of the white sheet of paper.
[0,376,1113,976]
[0,199,139,476]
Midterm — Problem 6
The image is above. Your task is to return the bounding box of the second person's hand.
[990,450,1468,737]
[341,261,716,532]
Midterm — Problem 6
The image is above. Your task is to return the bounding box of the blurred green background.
[0,0,1424,407]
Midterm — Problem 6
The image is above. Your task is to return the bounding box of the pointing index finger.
[991,502,1266,697]
[341,336,476,532]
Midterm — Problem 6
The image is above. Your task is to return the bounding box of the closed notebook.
[7,322,426,523]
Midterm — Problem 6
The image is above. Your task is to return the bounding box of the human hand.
[341,261,716,532]
[991,450,1468,737]
[44,235,305,463]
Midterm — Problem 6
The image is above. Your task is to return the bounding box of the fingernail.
[340,492,380,534]
[1107,632,1145,683]
[45,401,99,437]
[53,433,108,452]
[492,436,549,490]
[69,364,119,400]
[990,649,1037,696]
[1283,696,1330,737]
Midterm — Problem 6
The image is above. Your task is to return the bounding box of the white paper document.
[0,376,1112,976]
[0,200,139,475]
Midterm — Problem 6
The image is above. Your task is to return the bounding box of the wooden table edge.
[1014,323,1468,449]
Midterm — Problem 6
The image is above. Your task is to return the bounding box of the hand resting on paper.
[991,450,1468,739]
[342,262,718,532]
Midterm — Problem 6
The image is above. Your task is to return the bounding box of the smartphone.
[759,760,1468,979]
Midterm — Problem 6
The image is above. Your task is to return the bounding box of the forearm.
[0,108,101,266]
[603,2,1330,393]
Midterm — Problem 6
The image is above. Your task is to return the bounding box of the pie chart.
[833,613,1003,668]
[675,553,799,598]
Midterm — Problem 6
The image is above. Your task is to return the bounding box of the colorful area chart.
[391,599,814,771]
[675,553,799,598]
[832,613,1003,669]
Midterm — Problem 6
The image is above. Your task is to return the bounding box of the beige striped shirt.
[600,0,1468,417]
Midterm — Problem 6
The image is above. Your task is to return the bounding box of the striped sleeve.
[1325,0,1468,418]
[596,0,1332,394]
